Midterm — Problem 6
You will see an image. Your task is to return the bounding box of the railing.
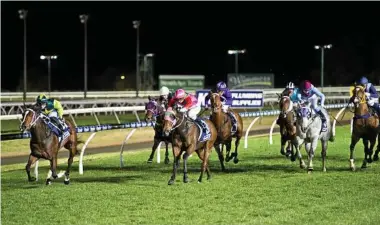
[2,86,378,100]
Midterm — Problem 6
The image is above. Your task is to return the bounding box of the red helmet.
[301,80,312,95]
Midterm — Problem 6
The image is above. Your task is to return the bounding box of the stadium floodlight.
[227,49,246,75]
[314,44,333,90]
[79,14,89,98]
[18,9,28,103]
[133,20,141,97]
[40,55,59,95]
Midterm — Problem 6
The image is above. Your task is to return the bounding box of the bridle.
[20,108,45,131]
[280,96,294,119]
[211,93,222,113]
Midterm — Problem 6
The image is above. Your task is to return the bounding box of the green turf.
[1,125,380,225]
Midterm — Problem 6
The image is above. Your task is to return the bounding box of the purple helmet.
[216,81,227,91]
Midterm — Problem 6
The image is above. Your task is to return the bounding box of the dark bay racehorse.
[278,94,297,159]
[163,106,217,185]
[20,104,81,185]
[208,91,243,171]
[349,86,379,170]
[144,97,171,164]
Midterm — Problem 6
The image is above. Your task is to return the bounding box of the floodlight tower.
[80,14,89,98]
[40,55,58,95]
[227,49,246,76]
[133,20,141,97]
[314,44,332,90]
[18,9,28,102]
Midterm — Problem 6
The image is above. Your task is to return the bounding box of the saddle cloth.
[46,120,70,146]
[194,119,211,142]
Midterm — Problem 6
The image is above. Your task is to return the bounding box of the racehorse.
[349,85,379,170]
[277,93,296,158]
[292,102,334,173]
[162,106,217,185]
[20,104,81,185]
[208,91,243,171]
[144,97,171,164]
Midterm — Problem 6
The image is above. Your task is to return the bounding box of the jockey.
[158,86,173,109]
[356,76,380,115]
[36,94,66,132]
[205,81,233,113]
[168,88,201,122]
[296,80,328,132]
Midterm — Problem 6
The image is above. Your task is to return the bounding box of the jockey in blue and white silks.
[296,80,328,132]
[356,76,380,115]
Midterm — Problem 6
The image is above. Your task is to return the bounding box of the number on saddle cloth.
[194,119,211,142]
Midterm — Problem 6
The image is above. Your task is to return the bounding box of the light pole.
[40,55,58,96]
[18,9,28,103]
[133,20,141,97]
[314,44,332,90]
[228,49,246,76]
[80,14,89,98]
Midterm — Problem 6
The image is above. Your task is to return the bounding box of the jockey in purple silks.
[205,81,233,113]
[356,76,380,115]
[297,80,328,132]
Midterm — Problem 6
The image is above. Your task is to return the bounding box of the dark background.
[2,1,380,91]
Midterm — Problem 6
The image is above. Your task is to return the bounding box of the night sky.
[1,1,380,91]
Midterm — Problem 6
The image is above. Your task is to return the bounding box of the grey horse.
[292,102,334,173]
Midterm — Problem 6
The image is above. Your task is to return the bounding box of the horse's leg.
[293,138,306,169]
[182,151,190,183]
[25,154,39,182]
[349,135,360,171]
[305,142,312,172]
[367,137,376,164]
[198,145,211,183]
[64,151,75,185]
[164,141,170,164]
[321,139,328,172]
[286,140,293,158]
[147,139,160,163]
[214,143,225,171]
[307,137,319,174]
[168,147,181,185]
[361,138,369,169]
[374,134,380,161]
[233,136,241,164]
[280,134,287,156]
[225,141,232,162]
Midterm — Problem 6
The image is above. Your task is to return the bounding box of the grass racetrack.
[2,125,380,225]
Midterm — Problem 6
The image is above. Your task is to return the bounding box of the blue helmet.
[216,81,227,91]
[358,76,368,85]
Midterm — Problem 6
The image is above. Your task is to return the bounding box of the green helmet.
[36,94,48,104]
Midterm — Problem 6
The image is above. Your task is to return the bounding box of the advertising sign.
[196,89,264,108]
[228,73,274,89]
[159,75,205,92]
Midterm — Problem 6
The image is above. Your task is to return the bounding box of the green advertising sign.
[159,75,205,92]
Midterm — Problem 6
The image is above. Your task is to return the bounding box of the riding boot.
[50,117,64,134]
[316,110,327,132]
[373,103,380,116]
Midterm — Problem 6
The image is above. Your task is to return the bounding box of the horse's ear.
[148,95,152,101]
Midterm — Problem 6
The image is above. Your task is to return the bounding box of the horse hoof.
[225,158,231,163]
[233,158,239,164]
[197,179,202,183]
[207,176,211,180]
[64,180,70,185]
[168,179,175,185]
[280,150,286,156]
[164,158,170,164]
[147,159,153,164]
[28,177,37,182]
[290,156,297,162]
[300,164,306,169]
[183,178,189,183]
[322,168,327,172]
[46,179,52,185]
[52,175,58,179]
[285,151,292,158]
[368,158,373,164]
[373,155,379,161]
[361,164,367,169]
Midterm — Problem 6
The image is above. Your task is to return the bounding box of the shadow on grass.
[73,174,144,184]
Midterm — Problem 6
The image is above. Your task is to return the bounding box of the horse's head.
[20,105,43,131]
[351,85,367,108]
[279,95,293,119]
[296,103,312,132]
[144,99,159,122]
[163,107,178,136]
[210,92,222,113]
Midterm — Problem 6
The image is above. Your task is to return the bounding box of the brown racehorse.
[208,91,243,171]
[349,85,379,170]
[144,97,171,164]
[278,94,297,159]
[20,104,81,185]
[162,106,217,185]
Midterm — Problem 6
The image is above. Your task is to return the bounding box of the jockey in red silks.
[168,88,201,121]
